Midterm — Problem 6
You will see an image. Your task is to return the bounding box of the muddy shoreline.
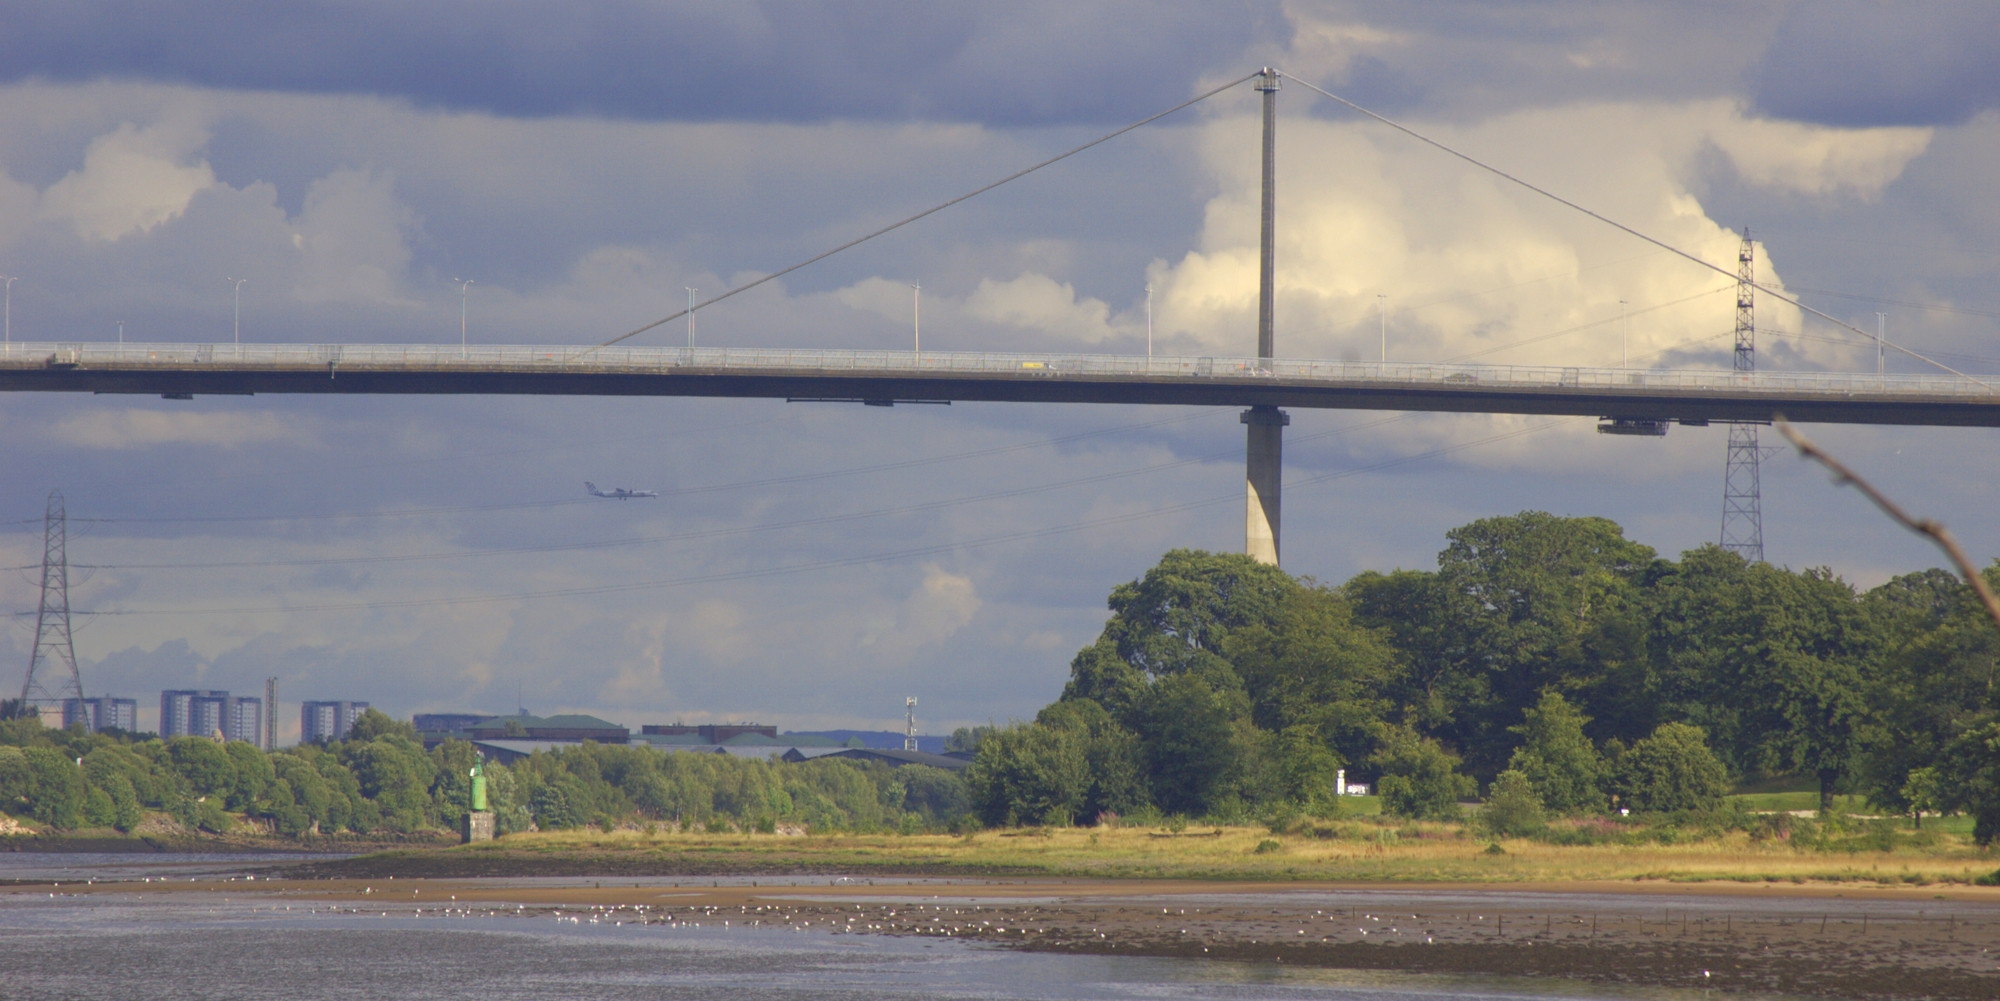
[0,831,453,855]
[19,870,1998,1000]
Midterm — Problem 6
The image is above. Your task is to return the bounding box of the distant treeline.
[7,511,1998,843]
[0,710,967,836]
[962,513,2000,843]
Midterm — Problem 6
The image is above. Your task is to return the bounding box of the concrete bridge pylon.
[1246,67,1287,567]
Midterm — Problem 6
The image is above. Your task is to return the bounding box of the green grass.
[428,813,2000,888]
[1728,792,1871,813]
[1335,795,1382,817]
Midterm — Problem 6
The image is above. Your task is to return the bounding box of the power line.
[6,408,1219,529]
[69,413,1417,572]
[1442,284,1733,363]
[78,416,1568,617]
[1277,70,1992,389]
[1784,285,2000,322]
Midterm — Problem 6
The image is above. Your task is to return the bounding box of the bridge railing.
[2,341,1994,398]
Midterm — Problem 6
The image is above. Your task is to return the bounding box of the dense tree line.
[7,511,1997,842]
[0,709,967,836]
[967,513,2000,841]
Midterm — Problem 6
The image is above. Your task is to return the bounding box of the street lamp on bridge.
[454,278,475,358]
[225,277,246,348]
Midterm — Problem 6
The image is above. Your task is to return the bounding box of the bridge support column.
[1243,405,1288,565]
[1244,68,1285,567]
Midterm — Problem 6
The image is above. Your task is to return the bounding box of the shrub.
[1507,692,1607,815]
[1615,723,1728,813]
[1371,728,1474,821]
[963,724,1088,827]
[1480,770,1546,838]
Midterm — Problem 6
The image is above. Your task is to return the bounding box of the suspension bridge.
[0,341,1993,426]
[3,69,1992,571]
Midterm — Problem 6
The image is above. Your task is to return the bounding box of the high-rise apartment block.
[302,700,370,743]
[62,696,137,733]
[160,690,225,738]
[222,696,262,744]
[159,690,261,743]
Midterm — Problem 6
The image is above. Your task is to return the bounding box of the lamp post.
[1145,282,1153,358]
[1872,312,1888,376]
[911,280,920,357]
[1378,294,1387,364]
[454,278,474,358]
[685,287,696,349]
[225,277,246,348]
[2,276,15,352]
[1620,298,1628,368]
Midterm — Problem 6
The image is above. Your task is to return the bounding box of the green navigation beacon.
[470,759,488,812]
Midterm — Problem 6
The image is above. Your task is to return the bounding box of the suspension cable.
[1279,70,1992,389]
[594,71,1261,351]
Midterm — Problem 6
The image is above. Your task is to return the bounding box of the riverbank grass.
[440,819,1999,886]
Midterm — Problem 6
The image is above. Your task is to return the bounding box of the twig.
[1774,417,2000,632]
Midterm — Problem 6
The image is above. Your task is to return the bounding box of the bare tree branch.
[1774,417,2000,632]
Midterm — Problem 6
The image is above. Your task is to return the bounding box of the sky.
[4,1,2000,742]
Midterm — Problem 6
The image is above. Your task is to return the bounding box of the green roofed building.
[411,712,630,746]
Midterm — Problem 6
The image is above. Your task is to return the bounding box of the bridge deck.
[2,343,1995,427]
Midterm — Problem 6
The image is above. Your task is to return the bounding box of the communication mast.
[1719,231,1765,562]
[903,697,918,752]
[19,490,84,709]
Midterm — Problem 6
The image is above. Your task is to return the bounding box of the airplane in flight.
[585,481,659,499]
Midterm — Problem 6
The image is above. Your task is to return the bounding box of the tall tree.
[1933,716,2000,845]
[1096,549,1300,679]
[1034,699,1150,820]
[1426,512,1654,777]
[1133,667,1253,816]
[1856,568,2000,819]
[963,723,1088,827]
[1225,583,1398,769]
[1506,691,1607,815]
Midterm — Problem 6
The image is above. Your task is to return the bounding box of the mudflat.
[24,874,2000,1000]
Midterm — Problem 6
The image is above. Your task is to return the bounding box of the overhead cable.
[594,71,1261,350]
[27,409,1219,528]
[73,413,1416,572]
[79,416,1567,617]
[1278,70,1992,390]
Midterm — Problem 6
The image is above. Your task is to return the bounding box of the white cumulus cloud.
[40,121,217,242]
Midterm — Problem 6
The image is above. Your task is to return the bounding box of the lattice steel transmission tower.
[1720,231,1765,562]
[19,489,84,707]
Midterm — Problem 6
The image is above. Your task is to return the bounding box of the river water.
[0,854,1801,1001]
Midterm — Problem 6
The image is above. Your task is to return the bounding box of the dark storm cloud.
[1752,2,2000,126]
[0,1,1271,124]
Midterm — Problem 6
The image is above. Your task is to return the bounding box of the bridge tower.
[1244,67,1287,566]
[19,489,84,710]
[1719,231,1765,562]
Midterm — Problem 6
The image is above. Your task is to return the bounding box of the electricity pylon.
[1719,232,1766,562]
[20,490,83,708]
